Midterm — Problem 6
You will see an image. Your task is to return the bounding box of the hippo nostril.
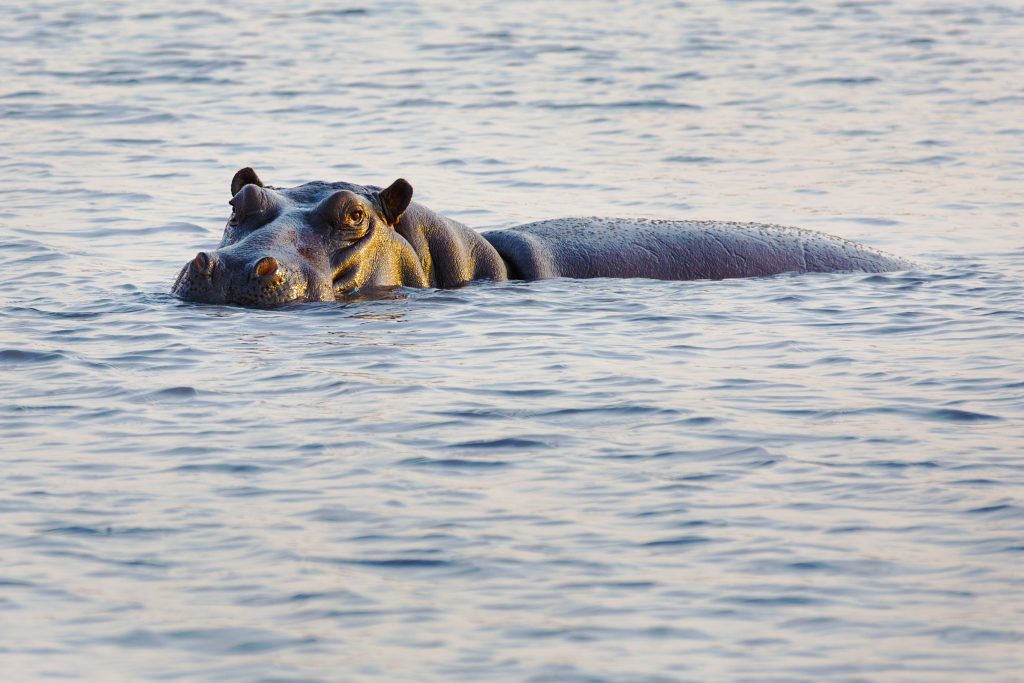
[192,251,213,275]
[253,256,279,280]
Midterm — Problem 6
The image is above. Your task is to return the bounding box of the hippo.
[171,168,912,307]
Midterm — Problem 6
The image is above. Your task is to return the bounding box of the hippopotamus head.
[172,167,428,307]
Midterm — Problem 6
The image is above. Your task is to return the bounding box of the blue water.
[2,1,1023,681]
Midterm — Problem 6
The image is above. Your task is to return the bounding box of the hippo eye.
[348,208,365,224]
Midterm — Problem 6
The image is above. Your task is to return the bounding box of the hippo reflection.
[172,167,912,307]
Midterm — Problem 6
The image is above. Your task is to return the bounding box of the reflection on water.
[1,1,1023,681]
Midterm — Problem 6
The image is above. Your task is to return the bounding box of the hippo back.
[482,218,912,281]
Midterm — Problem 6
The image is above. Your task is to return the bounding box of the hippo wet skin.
[171,168,912,307]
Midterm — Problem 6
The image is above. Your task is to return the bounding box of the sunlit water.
[2,1,1023,681]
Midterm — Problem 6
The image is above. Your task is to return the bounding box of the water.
[2,1,1023,681]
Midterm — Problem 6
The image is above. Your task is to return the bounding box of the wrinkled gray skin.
[172,168,912,307]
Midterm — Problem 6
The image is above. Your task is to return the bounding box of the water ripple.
[0,1,1022,681]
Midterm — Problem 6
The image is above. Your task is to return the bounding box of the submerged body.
[171,169,912,307]
[485,217,909,281]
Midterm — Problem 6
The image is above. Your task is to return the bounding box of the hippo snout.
[173,249,322,307]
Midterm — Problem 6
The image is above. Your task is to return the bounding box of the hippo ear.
[378,178,413,226]
[231,167,264,196]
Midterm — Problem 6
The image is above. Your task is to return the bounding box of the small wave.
[535,404,675,418]
[533,99,702,110]
[614,446,774,462]
[172,463,267,474]
[890,155,960,166]
[335,558,455,569]
[108,627,315,654]
[924,408,1001,423]
[399,456,509,468]
[0,349,65,364]
[302,8,370,17]
[668,70,708,80]
[798,76,881,86]
[928,626,1024,644]
[642,535,714,547]
[142,386,198,399]
[724,595,821,607]
[966,503,1020,516]
[663,155,721,164]
[44,525,175,537]
[450,437,548,450]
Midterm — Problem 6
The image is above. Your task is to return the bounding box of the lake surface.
[2,1,1023,681]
